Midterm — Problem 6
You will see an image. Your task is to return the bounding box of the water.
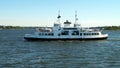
[0,30,120,68]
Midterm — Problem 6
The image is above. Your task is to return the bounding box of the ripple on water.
[0,30,120,68]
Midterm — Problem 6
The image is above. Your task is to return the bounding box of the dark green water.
[0,30,120,68]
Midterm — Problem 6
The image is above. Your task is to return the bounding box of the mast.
[75,11,78,24]
[57,10,61,23]
[53,10,61,30]
[74,11,81,28]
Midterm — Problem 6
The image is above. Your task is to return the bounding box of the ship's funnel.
[64,20,71,27]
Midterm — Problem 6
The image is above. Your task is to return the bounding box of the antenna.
[75,11,78,23]
[57,10,61,19]
[57,10,61,23]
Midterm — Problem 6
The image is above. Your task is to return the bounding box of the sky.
[0,0,120,27]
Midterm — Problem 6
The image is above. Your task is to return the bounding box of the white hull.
[24,12,108,41]
[24,34,108,41]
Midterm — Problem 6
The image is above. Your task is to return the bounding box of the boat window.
[45,33,47,35]
[72,31,79,35]
[92,33,99,35]
[84,33,92,35]
[54,24,59,26]
[39,33,54,36]
[80,33,82,36]
[51,33,54,36]
[61,31,69,35]
[63,28,77,30]
[48,33,54,36]
[84,33,86,35]
[58,34,60,36]
[88,33,91,35]
[41,33,44,35]
[39,33,41,35]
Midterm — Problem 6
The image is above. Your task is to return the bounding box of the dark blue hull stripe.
[24,37,108,41]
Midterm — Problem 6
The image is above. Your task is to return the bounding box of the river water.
[0,30,120,68]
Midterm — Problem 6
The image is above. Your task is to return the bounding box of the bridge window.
[61,31,69,35]
[72,31,79,35]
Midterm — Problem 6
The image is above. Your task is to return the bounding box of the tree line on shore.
[103,26,120,30]
[0,25,120,30]
[0,25,24,29]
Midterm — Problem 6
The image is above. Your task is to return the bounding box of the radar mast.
[75,11,78,24]
[74,11,81,28]
[57,10,61,23]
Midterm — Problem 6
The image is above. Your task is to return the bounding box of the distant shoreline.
[0,25,120,30]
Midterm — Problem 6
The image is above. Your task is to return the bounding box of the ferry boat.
[24,12,108,41]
